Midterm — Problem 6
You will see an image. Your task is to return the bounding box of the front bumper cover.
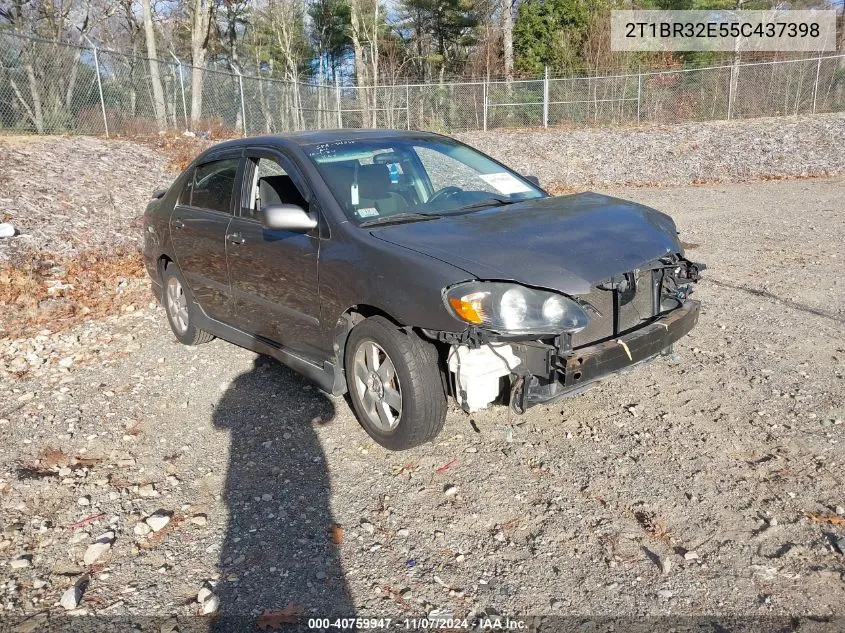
[518,299,700,408]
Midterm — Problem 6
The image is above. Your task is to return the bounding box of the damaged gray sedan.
[143,129,705,450]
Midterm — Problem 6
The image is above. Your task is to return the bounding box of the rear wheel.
[344,316,446,450]
[162,263,214,346]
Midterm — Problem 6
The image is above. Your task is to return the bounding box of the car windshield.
[304,137,546,225]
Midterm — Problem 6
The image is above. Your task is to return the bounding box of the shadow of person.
[210,355,353,631]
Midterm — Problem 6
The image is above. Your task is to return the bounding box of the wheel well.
[333,305,400,360]
[333,305,450,394]
[157,255,173,283]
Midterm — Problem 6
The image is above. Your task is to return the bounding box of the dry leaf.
[256,604,304,630]
[805,513,845,527]
[329,524,344,545]
[634,511,672,541]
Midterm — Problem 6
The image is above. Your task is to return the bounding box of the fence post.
[636,72,642,124]
[812,56,822,114]
[231,66,247,136]
[406,84,410,130]
[335,76,342,128]
[84,36,109,138]
[542,66,549,128]
[727,65,735,120]
[482,80,488,132]
[170,51,189,128]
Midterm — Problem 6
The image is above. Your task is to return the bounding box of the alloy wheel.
[352,340,402,432]
[165,275,189,335]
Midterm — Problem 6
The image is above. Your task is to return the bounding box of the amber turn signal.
[448,297,483,324]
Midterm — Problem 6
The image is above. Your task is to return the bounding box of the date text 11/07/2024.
[306,617,528,630]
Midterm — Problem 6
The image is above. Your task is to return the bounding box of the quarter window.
[191,158,239,214]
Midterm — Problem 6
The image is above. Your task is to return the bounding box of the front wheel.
[344,316,446,450]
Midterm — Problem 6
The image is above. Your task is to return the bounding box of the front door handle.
[172,219,185,230]
[227,232,245,245]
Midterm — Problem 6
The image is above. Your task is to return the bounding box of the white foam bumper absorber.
[448,344,521,412]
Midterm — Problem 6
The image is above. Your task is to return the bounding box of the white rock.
[396,528,410,537]
[661,558,672,575]
[444,485,459,496]
[60,584,83,610]
[32,579,48,589]
[360,521,375,535]
[197,586,214,603]
[190,514,208,527]
[9,557,31,569]
[145,511,171,532]
[200,593,219,615]
[82,532,114,565]
[138,483,158,498]
[835,505,845,516]
[684,550,699,561]
[133,522,151,536]
[0,223,16,238]
[77,496,90,507]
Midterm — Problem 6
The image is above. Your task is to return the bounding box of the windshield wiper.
[359,211,441,227]
[450,197,518,213]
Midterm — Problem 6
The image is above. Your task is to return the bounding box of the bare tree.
[190,0,214,126]
[349,0,381,126]
[500,0,512,82]
[140,0,168,130]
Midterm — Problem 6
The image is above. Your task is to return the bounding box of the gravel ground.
[1,177,843,629]
[0,136,169,264]
[457,113,845,190]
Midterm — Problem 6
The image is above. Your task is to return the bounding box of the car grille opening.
[571,268,673,349]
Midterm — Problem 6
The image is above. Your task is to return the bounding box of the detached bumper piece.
[514,300,700,410]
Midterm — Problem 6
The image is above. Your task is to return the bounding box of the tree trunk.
[501,0,513,83]
[25,62,44,133]
[190,0,214,127]
[368,0,379,127]
[140,0,168,131]
[349,0,369,126]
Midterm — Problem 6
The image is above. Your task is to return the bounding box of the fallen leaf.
[256,604,304,630]
[805,513,845,527]
[329,523,344,544]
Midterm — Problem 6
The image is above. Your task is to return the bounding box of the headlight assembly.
[444,281,589,334]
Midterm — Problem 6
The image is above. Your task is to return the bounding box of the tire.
[161,263,214,346]
[344,316,446,450]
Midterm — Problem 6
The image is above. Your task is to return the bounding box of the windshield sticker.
[356,207,379,218]
[478,172,532,195]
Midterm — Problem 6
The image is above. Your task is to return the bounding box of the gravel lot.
[1,174,844,629]
[457,113,845,190]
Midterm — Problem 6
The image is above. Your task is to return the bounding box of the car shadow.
[210,355,354,631]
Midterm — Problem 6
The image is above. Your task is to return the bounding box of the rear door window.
[190,158,240,213]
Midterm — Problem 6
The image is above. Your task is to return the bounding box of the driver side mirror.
[262,204,317,233]
[524,175,541,187]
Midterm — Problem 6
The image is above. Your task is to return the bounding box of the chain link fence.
[2,31,844,137]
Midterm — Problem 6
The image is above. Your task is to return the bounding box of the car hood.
[369,192,682,295]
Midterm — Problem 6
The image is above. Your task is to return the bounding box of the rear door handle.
[227,232,245,245]
[172,219,184,230]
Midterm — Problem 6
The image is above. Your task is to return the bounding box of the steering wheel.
[427,186,463,206]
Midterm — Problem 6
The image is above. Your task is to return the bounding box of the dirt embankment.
[456,112,845,191]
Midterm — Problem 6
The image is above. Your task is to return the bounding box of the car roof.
[200,129,448,155]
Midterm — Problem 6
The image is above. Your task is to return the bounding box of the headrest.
[259,174,307,208]
[357,164,390,199]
